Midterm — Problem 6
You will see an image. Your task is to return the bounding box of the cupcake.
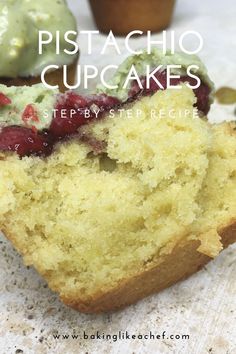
[0,51,236,313]
[0,0,79,92]
[89,0,176,35]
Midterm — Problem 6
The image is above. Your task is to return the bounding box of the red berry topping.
[22,104,39,124]
[31,126,38,134]
[0,73,210,158]
[50,92,120,138]
[0,93,12,107]
[0,126,52,157]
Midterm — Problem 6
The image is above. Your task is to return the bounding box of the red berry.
[64,92,88,107]
[31,126,38,134]
[0,126,52,157]
[0,93,12,106]
[22,104,39,124]
[50,93,120,138]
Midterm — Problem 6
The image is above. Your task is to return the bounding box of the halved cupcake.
[0,50,235,313]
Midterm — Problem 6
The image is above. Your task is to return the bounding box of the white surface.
[0,0,236,353]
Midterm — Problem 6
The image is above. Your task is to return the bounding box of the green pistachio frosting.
[0,0,77,78]
[0,84,58,130]
[97,49,214,102]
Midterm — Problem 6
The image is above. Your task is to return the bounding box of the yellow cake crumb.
[0,86,235,301]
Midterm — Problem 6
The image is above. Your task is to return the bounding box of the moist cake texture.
[0,86,235,310]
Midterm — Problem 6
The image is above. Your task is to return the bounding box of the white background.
[0,0,235,353]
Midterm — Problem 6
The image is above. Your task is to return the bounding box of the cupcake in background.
[0,0,79,92]
[89,0,176,36]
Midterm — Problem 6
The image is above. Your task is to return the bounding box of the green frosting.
[0,0,77,78]
[0,84,58,130]
[97,49,214,102]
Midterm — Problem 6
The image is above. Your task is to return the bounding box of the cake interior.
[0,86,235,302]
